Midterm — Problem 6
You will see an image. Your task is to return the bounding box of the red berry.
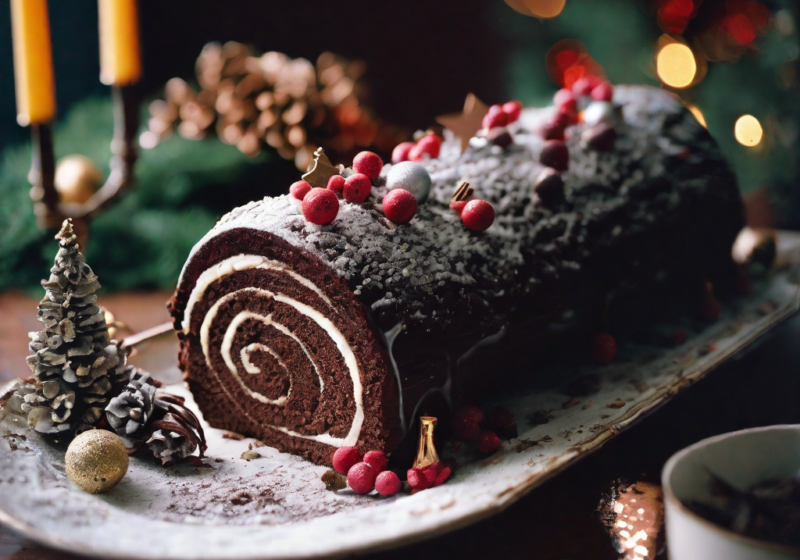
[409,135,442,161]
[591,81,614,102]
[572,76,598,96]
[363,450,388,473]
[422,464,440,487]
[451,405,485,442]
[392,141,416,164]
[434,466,452,487]
[461,199,495,232]
[407,467,430,490]
[487,405,516,434]
[353,151,383,179]
[482,108,509,130]
[590,333,617,365]
[332,446,362,475]
[382,189,417,224]
[347,462,376,494]
[502,100,523,123]
[540,140,570,171]
[290,180,312,201]
[375,471,402,496]
[343,173,372,203]
[302,188,339,225]
[554,88,577,113]
[542,122,566,141]
[702,294,721,322]
[477,430,501,454]
[327,175,345,193]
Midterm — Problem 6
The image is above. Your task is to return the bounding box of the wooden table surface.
[2,290,800,560]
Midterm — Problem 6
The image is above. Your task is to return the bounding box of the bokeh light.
[734,115,763,147]
[686,104,707,128]
[504,0,566,19]
[524,0,566,18]
[545,39,605,88]
[656,43,697,88]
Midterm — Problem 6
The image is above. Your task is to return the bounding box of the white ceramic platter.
[1,266,799,560]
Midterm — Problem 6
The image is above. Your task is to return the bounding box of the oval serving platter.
[1,263,798,560]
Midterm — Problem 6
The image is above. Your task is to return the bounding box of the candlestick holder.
[28,86,139,243]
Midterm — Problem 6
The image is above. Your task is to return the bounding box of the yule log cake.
[169,85,744,466]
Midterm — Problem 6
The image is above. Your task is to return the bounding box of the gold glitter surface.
[65,429,129,494]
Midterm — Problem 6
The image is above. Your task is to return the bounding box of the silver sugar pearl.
[385,162,432,203]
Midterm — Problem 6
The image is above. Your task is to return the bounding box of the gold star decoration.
[435,93,489,154]
[302,148,341,188]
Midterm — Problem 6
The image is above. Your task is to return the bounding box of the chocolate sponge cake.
[168,85,744,466]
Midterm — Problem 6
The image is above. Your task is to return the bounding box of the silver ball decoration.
[582,101,616,127]
[385,162,432,203]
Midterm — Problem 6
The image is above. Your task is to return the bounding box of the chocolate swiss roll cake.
[169,85,744,466]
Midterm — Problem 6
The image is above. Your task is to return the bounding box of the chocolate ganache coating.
[169,85,743,465]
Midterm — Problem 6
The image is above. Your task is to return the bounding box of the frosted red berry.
[302,188,339,225]
[487,405,516,434]
[540,140,570,171]
[554,88,577,113]
[502,100,523,123]
[461,199,495,232]
[327,174,345,193]
[353,151,383,179]
[392,141,416,164]
[347,462,376,494]
[382,188,417,224]
[434,466,452,487]
[477,430,501,454]
[290,180,312,201]
[590,333,617,365]
[343,173,372,203]
[422,464,439,487]
[591,81,614,102]
[542,121,566,141]
[482,107,509,130]
[407,467,430,490]
[363,450,388,473]
[332,446,362,475]
[409,134,442,161]
[452,405,485,442]
[572,76,598,96]
[375,471,402,497]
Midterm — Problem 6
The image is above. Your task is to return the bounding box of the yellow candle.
[98,0,142,86]
[10,0,56,126]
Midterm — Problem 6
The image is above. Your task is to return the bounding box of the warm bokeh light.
[686,104,707,128]
[656,43,697,88]
[504,0,566,18]
[523,0,566,18]
[545,39,605,88]
[734,114,763,147]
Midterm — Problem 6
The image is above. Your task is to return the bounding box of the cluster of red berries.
[546,76,614,142]
[291,151,418,226]
[451,404,516,454]
[407,461,451,491]
[482,100,523,130]
[392,133,443,164]
[332,446,402,496]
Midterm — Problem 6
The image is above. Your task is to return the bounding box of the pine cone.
[104,366,206,465]
[19,220,128,435]
[146,41,407,170]
[105,366,161,449]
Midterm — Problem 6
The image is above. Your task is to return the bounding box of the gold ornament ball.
[65,430,129,494]
[54,155,103,204]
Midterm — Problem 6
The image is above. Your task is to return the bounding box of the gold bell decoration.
[413,416,440,469]
[54,155,103,204]
[65,429,129,494]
